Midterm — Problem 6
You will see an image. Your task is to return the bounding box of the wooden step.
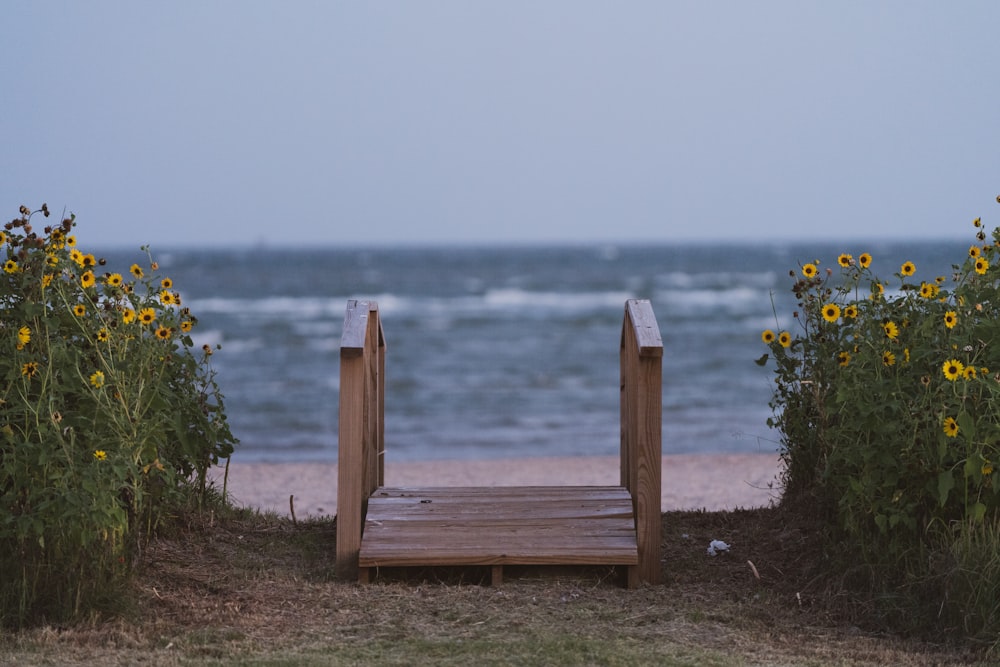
[358,486,639,582]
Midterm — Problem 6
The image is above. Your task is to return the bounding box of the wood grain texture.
[620,299,663,586]
[359,486,639,568]
[336,300,385,579]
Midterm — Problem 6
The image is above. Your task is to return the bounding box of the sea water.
[97,240,966,463]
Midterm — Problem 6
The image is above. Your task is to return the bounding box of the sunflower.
[837,351,850,367]
[761,330,775,344]
[821,303,841,323]
[155,326,172,340]
[801,263,818,278]
[3,259,18,274]
[160,290,176,306]
[70,249,84,266]
[106,273,123,287]
[778,331,792,348]
[944,311,958,329]
[96,328,109,343]
[984,461,994,477]
[943,359,965,381]
[969,245,981,258]
[66,235,76,246]
[882,351,895,367]
[900,261,916,277]
[73,304,86,317]
[180,320,193,333]
[81,254,96,268]
[943,417,959,438]
[842,304,858,319]
[883,321,899,340]
[859,253,872,268]
[46,254,59,267]
[161,277,173,289]
[17,326,30,346]
[130,263,144,279]
[93,450,107,461]
[871,282,884,299]
[138,308,156,325]
[21,361,39,378]
[919,282,938,299]
[80,270,96,289]
[837,254,853,268]
[975,258,989,275]
[123,308,137,324]
[964,366,977,380]
[89,370,105,388]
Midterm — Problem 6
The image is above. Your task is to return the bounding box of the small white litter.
[707,540,731,556]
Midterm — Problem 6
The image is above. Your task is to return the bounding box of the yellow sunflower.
[942,359,965,381]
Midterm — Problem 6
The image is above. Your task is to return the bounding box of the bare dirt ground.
[0,505,989,666]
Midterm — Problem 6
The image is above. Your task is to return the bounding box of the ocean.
[97,240,967,463]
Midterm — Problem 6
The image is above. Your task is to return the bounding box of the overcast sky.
[2,2,998,249]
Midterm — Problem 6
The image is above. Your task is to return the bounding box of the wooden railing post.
[620,299,663,587]
[336,300,385,579]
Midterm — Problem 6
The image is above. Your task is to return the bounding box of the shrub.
[760,197,1000,640]
[1,204,237,627]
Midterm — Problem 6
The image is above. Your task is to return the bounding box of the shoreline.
[209,453,784,518]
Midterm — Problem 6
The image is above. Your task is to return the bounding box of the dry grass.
[0,504,988,666]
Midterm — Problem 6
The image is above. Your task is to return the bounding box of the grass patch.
[0,502,986,666]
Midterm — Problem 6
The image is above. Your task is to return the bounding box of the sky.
[2,2,999,249]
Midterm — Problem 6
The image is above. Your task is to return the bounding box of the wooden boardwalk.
[335,299,662,588]
[359,486,638,584]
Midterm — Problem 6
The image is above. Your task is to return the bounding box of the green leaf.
[937,470,955,508]
[970,502,987,523]
[958,411,976,442]
[754,353,769,367]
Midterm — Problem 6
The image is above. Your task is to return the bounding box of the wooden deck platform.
[358,486,639,584]
[336,299,663,588]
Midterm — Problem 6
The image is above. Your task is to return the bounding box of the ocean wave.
[188,289,639,322]
[656,286,772,315]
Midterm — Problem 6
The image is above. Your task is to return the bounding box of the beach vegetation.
[0,203,237,627]
[760,198,1000,644]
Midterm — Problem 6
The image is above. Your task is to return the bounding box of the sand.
[209,453,784,518]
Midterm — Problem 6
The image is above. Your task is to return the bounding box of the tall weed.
[760,195,1000,640]
[1,204,237,626]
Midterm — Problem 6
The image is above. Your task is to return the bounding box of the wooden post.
[620,299,663,587]
[336,300,385,580]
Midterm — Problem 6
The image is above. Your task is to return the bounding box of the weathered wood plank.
[621,299,663,587]
[336,300,384,580]
[358,484,640,570]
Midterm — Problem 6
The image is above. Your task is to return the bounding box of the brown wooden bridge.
[335,299,663,587]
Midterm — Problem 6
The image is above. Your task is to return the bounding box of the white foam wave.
[657,271,779,290]
[658,286,770,315]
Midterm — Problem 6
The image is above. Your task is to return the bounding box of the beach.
[209,453,784,518]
